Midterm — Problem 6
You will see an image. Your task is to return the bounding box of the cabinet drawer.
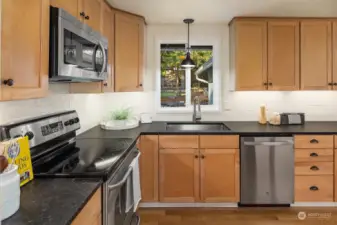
[295,162,333,175]
[295,176,333,202]
[159,135,199,149]
[295,149,333,162]
[294,135,333,149]
[199,135,239,149]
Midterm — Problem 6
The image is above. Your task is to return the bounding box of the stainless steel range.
[0,111,139,225]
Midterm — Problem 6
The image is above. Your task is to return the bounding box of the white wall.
[0,23,337,133]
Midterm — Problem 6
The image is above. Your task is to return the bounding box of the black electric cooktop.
[33,138,136,179]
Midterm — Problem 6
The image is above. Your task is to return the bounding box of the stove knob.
[69,119,74,125]
[24,131,34,140]
[64,121,70,126]
[74,117,79,123]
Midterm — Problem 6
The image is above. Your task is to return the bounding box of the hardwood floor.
[139,208,337,225]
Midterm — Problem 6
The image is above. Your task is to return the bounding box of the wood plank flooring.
[139,208,337,225]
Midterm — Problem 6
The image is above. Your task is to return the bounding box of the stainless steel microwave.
[49,7,108,82]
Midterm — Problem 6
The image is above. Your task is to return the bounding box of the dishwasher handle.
[243,141,294,146]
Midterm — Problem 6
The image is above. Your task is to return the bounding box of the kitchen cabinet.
[158,135,240,203]
[159,148,200,202]
[1,0,49,101]
[115,11,144,92]
[267,21,299,90]
[335,136,337,202]
[231,20,267,90]
[333,22,337,90]
[300,20,332,90]
[71,187,102,225]
[139,135,159,202]
[294,135,334,202]
[200,149,240,202]
[50,0,101,32]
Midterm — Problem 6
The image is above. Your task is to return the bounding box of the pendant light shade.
[181,19,196,68]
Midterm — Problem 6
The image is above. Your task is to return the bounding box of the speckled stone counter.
[2,178,102,225]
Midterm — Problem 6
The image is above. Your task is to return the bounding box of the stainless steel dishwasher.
[240,136,294,205]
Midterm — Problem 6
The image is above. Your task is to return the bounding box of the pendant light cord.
[187,22,190,52]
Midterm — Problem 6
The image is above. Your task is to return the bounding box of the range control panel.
[2,111,80,148]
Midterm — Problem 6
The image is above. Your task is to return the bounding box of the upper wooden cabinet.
[1,0,49,101]
[231,20,267,90]
[332,22,337,90]
[267,21,300,90]
[115,12,144,92]
[51,0,102,32]
[300,20,332,90]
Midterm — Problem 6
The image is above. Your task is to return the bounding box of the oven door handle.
[108,166,133,190]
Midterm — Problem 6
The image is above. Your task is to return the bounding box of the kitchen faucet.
[193,96,201,123]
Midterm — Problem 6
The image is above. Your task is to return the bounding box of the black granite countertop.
[2,178,102,225]
[78,121,337,139]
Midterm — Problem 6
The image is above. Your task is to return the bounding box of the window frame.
[155,38,222,113]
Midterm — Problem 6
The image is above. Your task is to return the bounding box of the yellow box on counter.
[1,136,34,186]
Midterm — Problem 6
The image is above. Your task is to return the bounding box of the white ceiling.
[107,0,337,24]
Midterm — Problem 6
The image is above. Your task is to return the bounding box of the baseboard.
[291,202,337,207]
[139,202,238,208]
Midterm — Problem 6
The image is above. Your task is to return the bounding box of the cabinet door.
[333,22,337,90]
[159,149,199,202]
[335,149,337,202]
[200,149,239,202]
[102,4,114,92]
[234,21,267,90]
[139,135,159,202]
[268,21,299,90]
[1,0,49,101]
[115,12,144,92]
[300,20,332,90]
[50,0,80,19]
[82,0,101,32]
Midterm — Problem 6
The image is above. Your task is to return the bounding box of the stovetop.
[33,137,136,179]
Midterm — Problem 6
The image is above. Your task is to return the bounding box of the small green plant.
[111,108,131,121]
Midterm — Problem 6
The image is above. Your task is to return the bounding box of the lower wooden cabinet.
[159,148,200,202]
[159,148,240,203]
[71,187,102,225]
[139,135,159,202]
[295,176,333,202]
[200,149,240,202]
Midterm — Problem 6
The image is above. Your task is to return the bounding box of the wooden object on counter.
[1,0,49,101]
[258,105,267,124]
[71,187,102,225]
[138,135,159,202]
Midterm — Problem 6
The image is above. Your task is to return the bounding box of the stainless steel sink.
[166,122,231,131]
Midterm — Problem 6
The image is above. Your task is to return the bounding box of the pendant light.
[181,18,196,68]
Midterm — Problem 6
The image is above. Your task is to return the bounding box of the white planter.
[112,120,127,127]
[0,164,20,221]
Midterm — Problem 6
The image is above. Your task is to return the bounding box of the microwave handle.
[98,42,107,77]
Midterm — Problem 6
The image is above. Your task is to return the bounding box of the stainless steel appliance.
[280,113,305,125]
[49,7,108,82]
[240,136,294,205]
[0,111,139,225]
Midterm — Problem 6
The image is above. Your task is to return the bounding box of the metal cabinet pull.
[108,167,132,190]
[310,152,318,157]
[3,79,14,86]
[310,139,319,144]
[309,186,319,191]
[310,165,319,171]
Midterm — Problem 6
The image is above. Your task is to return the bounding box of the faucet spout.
[193,96,201,123]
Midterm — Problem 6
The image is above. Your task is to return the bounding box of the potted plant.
[111,108,131,127]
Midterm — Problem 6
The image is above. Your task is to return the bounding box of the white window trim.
[155,38,222,114]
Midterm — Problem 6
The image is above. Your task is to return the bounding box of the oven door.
[105,151,139,225]
[51,14,108,82]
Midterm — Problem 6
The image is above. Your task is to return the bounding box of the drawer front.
[295,176,333,202]
[295,162,333,175]
[159,135,199,149]
[295,149,333,162]
[294,135,334,149]
[199,135,239,149]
